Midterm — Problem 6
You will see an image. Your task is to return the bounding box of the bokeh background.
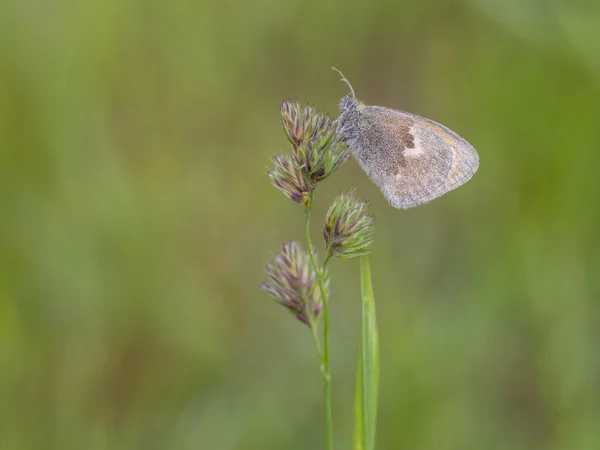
[1,0,600,449]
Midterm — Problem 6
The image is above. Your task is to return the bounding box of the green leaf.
[353,341,364,450]
[360,255,379,450]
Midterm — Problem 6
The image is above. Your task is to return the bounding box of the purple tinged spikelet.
[261,241,329,326]
[278,101,349,191]
[324,190,375,259]
[268,154,310,205]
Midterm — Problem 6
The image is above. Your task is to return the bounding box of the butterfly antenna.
[332,67,355,99]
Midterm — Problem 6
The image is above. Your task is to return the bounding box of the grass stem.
[305,195,333,450]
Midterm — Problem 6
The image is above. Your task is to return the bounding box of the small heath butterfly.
[334,68,479,209]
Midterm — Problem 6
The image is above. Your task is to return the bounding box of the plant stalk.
[305,195,333,450]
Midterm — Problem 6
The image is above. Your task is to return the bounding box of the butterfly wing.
[352,105,479,209]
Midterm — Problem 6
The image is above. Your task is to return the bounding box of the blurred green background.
[1,0,600,449]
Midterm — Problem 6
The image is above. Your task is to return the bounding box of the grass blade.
[353,340,364,450]
[360,255,379,450]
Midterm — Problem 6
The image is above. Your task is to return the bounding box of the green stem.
[305,195,333,450]
[308,313,323,363]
